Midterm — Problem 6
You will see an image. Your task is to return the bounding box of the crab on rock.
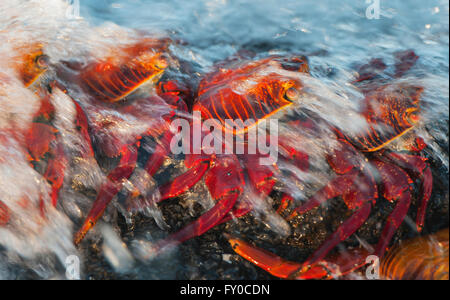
[228,50,433,279]
[133,55,315,258]
[55,38,191,244]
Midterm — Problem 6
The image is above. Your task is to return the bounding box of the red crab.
[0,45,93,225]
[56,38,192,244]
[23,46,94,209]
[70,52,312,253]
[130,55,315,258]
[227,50,433,279]
[0,45,47,225]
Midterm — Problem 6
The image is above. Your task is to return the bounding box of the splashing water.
[0,0,448,279]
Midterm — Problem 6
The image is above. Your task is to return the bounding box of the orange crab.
[68,52,311,252]
[25,84,93,207]
[227,50,433,279]
[130,55,316,257]
[54,38,191,244]
[0,44,93,226]
[104,51,432,264]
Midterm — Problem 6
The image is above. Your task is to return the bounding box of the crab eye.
[35,55,49,69]
[155,55,169,70]
[407,110,420,124]
[96,62,113,73]
[284,87,299,102]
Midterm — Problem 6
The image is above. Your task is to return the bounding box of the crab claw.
[227,236,371,280]
[227,236,305,279]
[227,236,339,279]
[158,160,209,200]
[151,155,244,255]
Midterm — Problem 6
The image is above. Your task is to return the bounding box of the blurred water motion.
[0,0,448,279]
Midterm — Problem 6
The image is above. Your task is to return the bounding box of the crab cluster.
[0,34,441,279]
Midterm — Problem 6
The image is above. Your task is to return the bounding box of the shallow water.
[0,0,448,279]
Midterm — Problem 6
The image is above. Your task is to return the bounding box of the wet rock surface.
[77,127,448,280]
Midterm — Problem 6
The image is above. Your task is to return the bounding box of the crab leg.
[393,50,419,78]
[221,201,254,223]
[158,162,210,200]
[219,144,307,223]
[154,193,240,253]
[155,137,213,201]
[227,236,370,279]
[143,131,174,176]
[216,153,278,224]
[123,134,210,213]
[306,202,372,265]
[26,91,73,208]
[151,155,244,255]
[44,141,68,207]
[235,193,372,278]
[231,164,376,278]
[227,236,308,279]
[227,199,373,279]
[287,169,361,220]
[301,161,411,277]
[375,192,412,257]
[72,96,95,158]
[275,143,310,215]
[26,122,67,208]
[26,123,57,161]
[141,131,210,201]
[46,93,94,207]
[127,88,191,202]
[287,161,411,277]
[0,200,10,226]
[74,145,138,244]
[384,152,432,232]
[372,160,413,257]
[288,138,375,219]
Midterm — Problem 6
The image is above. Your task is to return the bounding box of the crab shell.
[342,84,423,152]
[194,55,309,135]
[78,38,170,103]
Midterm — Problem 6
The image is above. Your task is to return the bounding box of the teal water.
[0,0,448,279]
